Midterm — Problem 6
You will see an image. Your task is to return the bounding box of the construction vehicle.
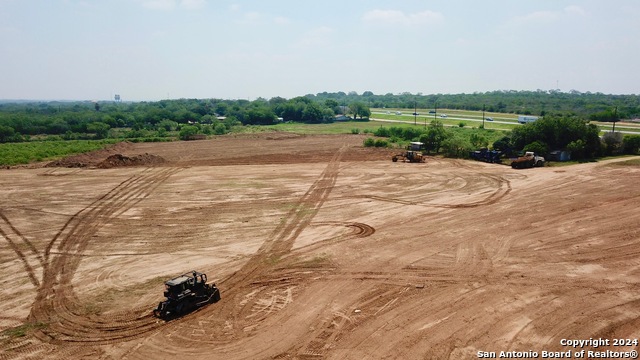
[469,148,503,163]
[153,270,220,318]
[511,151,545,169]
[392,150,425,163]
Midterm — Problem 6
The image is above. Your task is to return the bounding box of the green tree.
[470,133,488,148]
[302,102,324,123]
[86,122,110,139]
[0,125,17,143]
[622,135,640,154]
[158,119,178,131]
[602,132,623,155]
[213,122,227,135]
[523,140,548,155]
[441,133,472,157]
[348,102,371,120]
[420,120,448,154]
[566,139,586,159]
[246,106,276,125]
[179,125,199,140]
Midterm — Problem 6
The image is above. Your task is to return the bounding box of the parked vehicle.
[469,148,502,163]
[511,151,545,169]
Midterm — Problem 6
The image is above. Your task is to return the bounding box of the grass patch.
[295,253,332,268]
[258,121,383,135]
[606,158,640,166]
[1,322,48,340]
[0,140,117,166]
[264,254,282,265]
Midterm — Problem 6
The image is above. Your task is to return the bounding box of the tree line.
[0,90,640,157]
[368,114,640,160]
[0,96,374,143]
[311,90,639,120]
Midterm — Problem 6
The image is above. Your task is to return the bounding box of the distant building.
[548,150,571,162]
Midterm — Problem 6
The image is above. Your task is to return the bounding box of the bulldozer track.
[0,213,41,288]
[27,167,181,344]
[146,147,349,348]
[219,146,346,292]
[285,221,376,256]
[351,173,511,209]
[3,139,639,359]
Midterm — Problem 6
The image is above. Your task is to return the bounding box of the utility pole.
[613,106,618,132]
[434,100,437,123]
[482,104,485,129]
[414,100,417,126]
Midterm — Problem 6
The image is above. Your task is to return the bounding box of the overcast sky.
[1,0,638,101]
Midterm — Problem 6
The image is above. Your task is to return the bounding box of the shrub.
[524,141,548,156]
[363,137,375,147]
[374,127,390,137]
[623,135,640,154]
[602,131,623,155]
[374,139,389,147]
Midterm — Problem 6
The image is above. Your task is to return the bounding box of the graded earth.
[1,133,638,359]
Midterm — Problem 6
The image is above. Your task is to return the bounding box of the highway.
[370,111,640,135]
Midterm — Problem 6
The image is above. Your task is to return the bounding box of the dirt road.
[1,133,638,359]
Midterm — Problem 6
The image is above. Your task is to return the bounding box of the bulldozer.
[153,270,220,319]
[392,150,425,163]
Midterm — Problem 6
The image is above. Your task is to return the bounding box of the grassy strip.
[0,140,117,166]
[1,322,48,340]
[252,121,383,134]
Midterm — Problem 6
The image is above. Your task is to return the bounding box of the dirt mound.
[45,142,134,168]
[96,153,166,168]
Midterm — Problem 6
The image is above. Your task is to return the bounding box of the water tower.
[114,94,121,103]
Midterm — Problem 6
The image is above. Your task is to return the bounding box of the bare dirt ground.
[1,132,639,359]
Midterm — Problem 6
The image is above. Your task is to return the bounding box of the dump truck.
[392,150,425,163]
[511,151,545,169]
[153,270,220,318]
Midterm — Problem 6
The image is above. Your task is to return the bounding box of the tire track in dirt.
[141,146,350,352]
[220,146,346,291]
[0,211,45,268]
[0,217,41,288]
[28,167,182,344]
[349,173,511,209]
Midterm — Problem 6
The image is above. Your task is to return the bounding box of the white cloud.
[241,11,262,24]
[274,16,291,25]
[296,26,334,48]
[139,0,205,11]
[564,5,586,17]
[362,9,444,26]
[508,10,560,26]
[229,4,240,12]
[140,0,175,11]
[180,0,205,10]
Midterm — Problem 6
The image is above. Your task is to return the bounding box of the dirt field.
[1,133,639,359]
